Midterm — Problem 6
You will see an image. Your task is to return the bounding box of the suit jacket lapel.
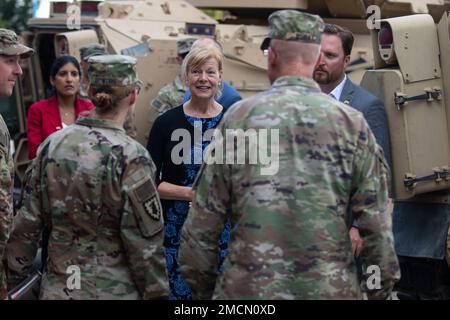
[339,78,355,106]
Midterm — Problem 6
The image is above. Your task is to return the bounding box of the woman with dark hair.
[26,54,93,159]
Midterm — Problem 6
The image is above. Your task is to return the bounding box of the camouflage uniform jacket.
[179,76,400,300]
[0,115,13,298]
[79,80,89,100]
[150,75,185,116]
[6,117,168,299]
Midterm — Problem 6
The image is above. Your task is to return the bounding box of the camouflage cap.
[80,43,106,62]
[88,54,140,87]
[261,10,324,50]
[176,38,196,56]
[0,28,34,58]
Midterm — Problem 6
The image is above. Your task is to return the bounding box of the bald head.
[271,39,320,66]
[191,37,223,52]
[267,39,321,83]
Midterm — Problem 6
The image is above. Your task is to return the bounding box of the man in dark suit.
[314,24,392,259]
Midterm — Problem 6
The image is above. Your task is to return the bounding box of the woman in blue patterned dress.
[147,45,231,299]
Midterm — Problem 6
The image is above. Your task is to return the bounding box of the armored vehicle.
[10,0,269,180]
[7,0,447,180]
[4,0,450,299]
[361,11,450,299]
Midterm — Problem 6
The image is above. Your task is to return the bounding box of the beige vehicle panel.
[15,0,449,181]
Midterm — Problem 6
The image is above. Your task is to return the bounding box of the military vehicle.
[361,11,450,299]
[11,0,448,181]
[8,0,270,181]
[4,0,450,299]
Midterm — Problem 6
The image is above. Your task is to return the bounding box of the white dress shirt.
[329,74,347,101]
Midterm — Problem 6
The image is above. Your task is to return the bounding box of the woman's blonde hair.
[181,45,224,99]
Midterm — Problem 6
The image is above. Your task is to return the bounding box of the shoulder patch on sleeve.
[134,179,154,202]
[129,176,163,237]
[143,196,160,221]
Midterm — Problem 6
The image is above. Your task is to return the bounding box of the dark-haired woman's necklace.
[60,107,74,118]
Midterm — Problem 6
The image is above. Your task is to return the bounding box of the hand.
[188,191,196,208]
[349,227,363,257]
[387,198,394,215]
[184,187,194,201]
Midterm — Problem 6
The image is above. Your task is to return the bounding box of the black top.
[146,104,225,197]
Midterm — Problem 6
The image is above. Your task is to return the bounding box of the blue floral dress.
[165,113,231,300]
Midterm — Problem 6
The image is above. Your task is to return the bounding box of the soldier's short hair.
[323,24,354,56]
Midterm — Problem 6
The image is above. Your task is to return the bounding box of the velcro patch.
[135,179,154,202]
[129,176,163,237]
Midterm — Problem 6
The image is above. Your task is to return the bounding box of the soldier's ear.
[268,47,277,66]
[129,88,137,105]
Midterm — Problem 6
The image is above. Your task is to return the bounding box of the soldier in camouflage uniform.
[0,28,34,299]
[6,55,168,299]
[179,10,400,300]
[150,37,196,116]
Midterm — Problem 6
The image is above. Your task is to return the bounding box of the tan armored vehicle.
[12,0,269,180]
[11,0,448,180]
[361,11,450,299]
[4,0,450,300]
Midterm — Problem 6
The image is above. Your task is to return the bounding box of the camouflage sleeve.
[150,88,176,116]
[123,108,137,139]
[120,154,168,299]
[0,120,13,298]
[5,149,47,290]
[350,125,400,300]
[179,124,232,300]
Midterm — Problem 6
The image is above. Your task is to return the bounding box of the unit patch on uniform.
[130,177,163,237]
[144,196,160,221]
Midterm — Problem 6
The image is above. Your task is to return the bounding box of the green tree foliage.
[0,0,34,33]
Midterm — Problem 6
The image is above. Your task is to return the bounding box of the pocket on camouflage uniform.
[0,144,11,188]
[128,177,163,238]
